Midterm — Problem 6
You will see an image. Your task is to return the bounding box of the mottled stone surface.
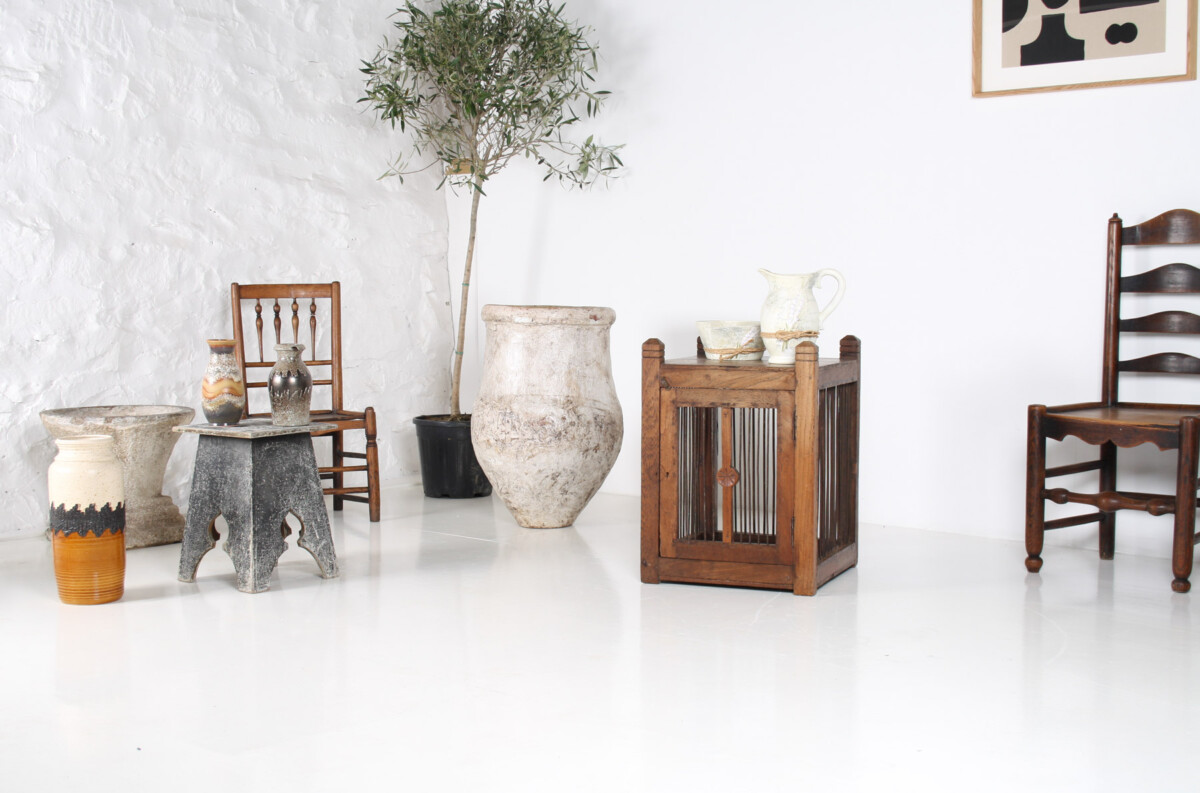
[41,406,193,548]
[175,418,336,439]
[2,0,454,539]
[472,306,623,528]
[178,429,338,594]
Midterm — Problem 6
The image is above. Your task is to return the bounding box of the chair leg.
[1172,417,1198,593]
[1099,441,1117,560]
[332,430,344,512]
[366,407,380,522]
[1025,405,1047,573]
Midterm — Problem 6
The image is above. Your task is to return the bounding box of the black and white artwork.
[974,0,1195,95]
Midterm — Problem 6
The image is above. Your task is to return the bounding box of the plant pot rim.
[413,414,474,426]
[481,305,615,326]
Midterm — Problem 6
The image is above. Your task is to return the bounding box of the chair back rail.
[1121,209,1200,246]
[1120,262,1200,293]
[230,282,345,415]
[1119,310,1200,334]
[1118,353,1200,376]
[1102,211,1200,404]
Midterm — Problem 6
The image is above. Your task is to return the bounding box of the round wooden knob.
[717,466,740,487]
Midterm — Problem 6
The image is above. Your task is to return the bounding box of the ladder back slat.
[1119,352,1200,376]
[1122,209,1200,246]
[1120,263,1200,294]
[1120,310,1200,334]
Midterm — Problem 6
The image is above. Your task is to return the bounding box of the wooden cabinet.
[640,336,860,595]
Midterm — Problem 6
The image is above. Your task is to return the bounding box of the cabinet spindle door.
[658,388,794,565]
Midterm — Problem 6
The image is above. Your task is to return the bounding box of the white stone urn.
[40,405,194,548]
[471,305,623,528]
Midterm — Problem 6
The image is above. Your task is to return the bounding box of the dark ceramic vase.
[269,343,313,426]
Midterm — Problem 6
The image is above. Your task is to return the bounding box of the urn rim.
[481,305,616,326]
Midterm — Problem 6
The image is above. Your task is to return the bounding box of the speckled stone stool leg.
[178,433,338,593]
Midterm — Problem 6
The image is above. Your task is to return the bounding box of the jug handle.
[816,269,847,325]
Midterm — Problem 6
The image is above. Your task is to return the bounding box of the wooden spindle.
[272,299,282,344]
[309,299,317,360]
[254,300,264,362]
[291,297,300,343]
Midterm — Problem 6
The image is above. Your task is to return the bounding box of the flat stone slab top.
[42,404,196,429]
[174,419,336,439]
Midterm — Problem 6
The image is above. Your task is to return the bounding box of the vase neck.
[54,435,116,462]
[274,343,305,359]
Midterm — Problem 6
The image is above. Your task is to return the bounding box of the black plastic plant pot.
[412,415,492,498]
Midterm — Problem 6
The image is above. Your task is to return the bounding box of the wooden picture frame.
[973,0,1197,97]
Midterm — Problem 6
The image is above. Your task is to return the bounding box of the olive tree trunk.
[450,177,482,420]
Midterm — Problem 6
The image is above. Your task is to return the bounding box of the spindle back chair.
[1026,210,1200,592]
[230,282,380,521]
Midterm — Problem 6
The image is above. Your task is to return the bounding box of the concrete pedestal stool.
[41,405,195,548]
[174,420,339,593]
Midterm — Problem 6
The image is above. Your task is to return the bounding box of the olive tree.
[361,0,623,419]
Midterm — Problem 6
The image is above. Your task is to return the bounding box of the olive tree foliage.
[360,0,624,420]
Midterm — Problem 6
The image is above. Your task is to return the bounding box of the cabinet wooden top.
[643,336,860,391]
[661,355,845,369]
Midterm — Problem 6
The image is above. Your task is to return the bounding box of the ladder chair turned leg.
[366,407,381,522]
[1172,416,1199,593]
[1025,405,1047,574]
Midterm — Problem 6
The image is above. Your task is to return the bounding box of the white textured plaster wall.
[1,1,453,537]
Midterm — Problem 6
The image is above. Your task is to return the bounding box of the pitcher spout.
[759,268,810,284]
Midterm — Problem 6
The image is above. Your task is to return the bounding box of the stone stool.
[175,420,339,593]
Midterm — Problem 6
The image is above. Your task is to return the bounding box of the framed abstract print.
[973,0,1197,96]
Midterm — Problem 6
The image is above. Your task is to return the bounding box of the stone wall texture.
[1,0,453,537]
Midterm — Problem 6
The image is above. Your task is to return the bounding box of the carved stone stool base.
[176,421,338,593]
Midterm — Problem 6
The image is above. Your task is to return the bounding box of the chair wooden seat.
[231,282,381,521]
[1026,210,1200,593]
[1041,403,1200,447]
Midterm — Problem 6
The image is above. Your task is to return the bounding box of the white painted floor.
[2,483,1197,792]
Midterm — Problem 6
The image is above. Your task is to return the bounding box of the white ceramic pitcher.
[758,268,846,364]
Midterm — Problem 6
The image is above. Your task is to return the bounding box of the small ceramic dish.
[696,320,765,361]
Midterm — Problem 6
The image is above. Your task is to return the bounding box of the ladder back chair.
[1026,210,1200,592]
[230,282,380,522]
